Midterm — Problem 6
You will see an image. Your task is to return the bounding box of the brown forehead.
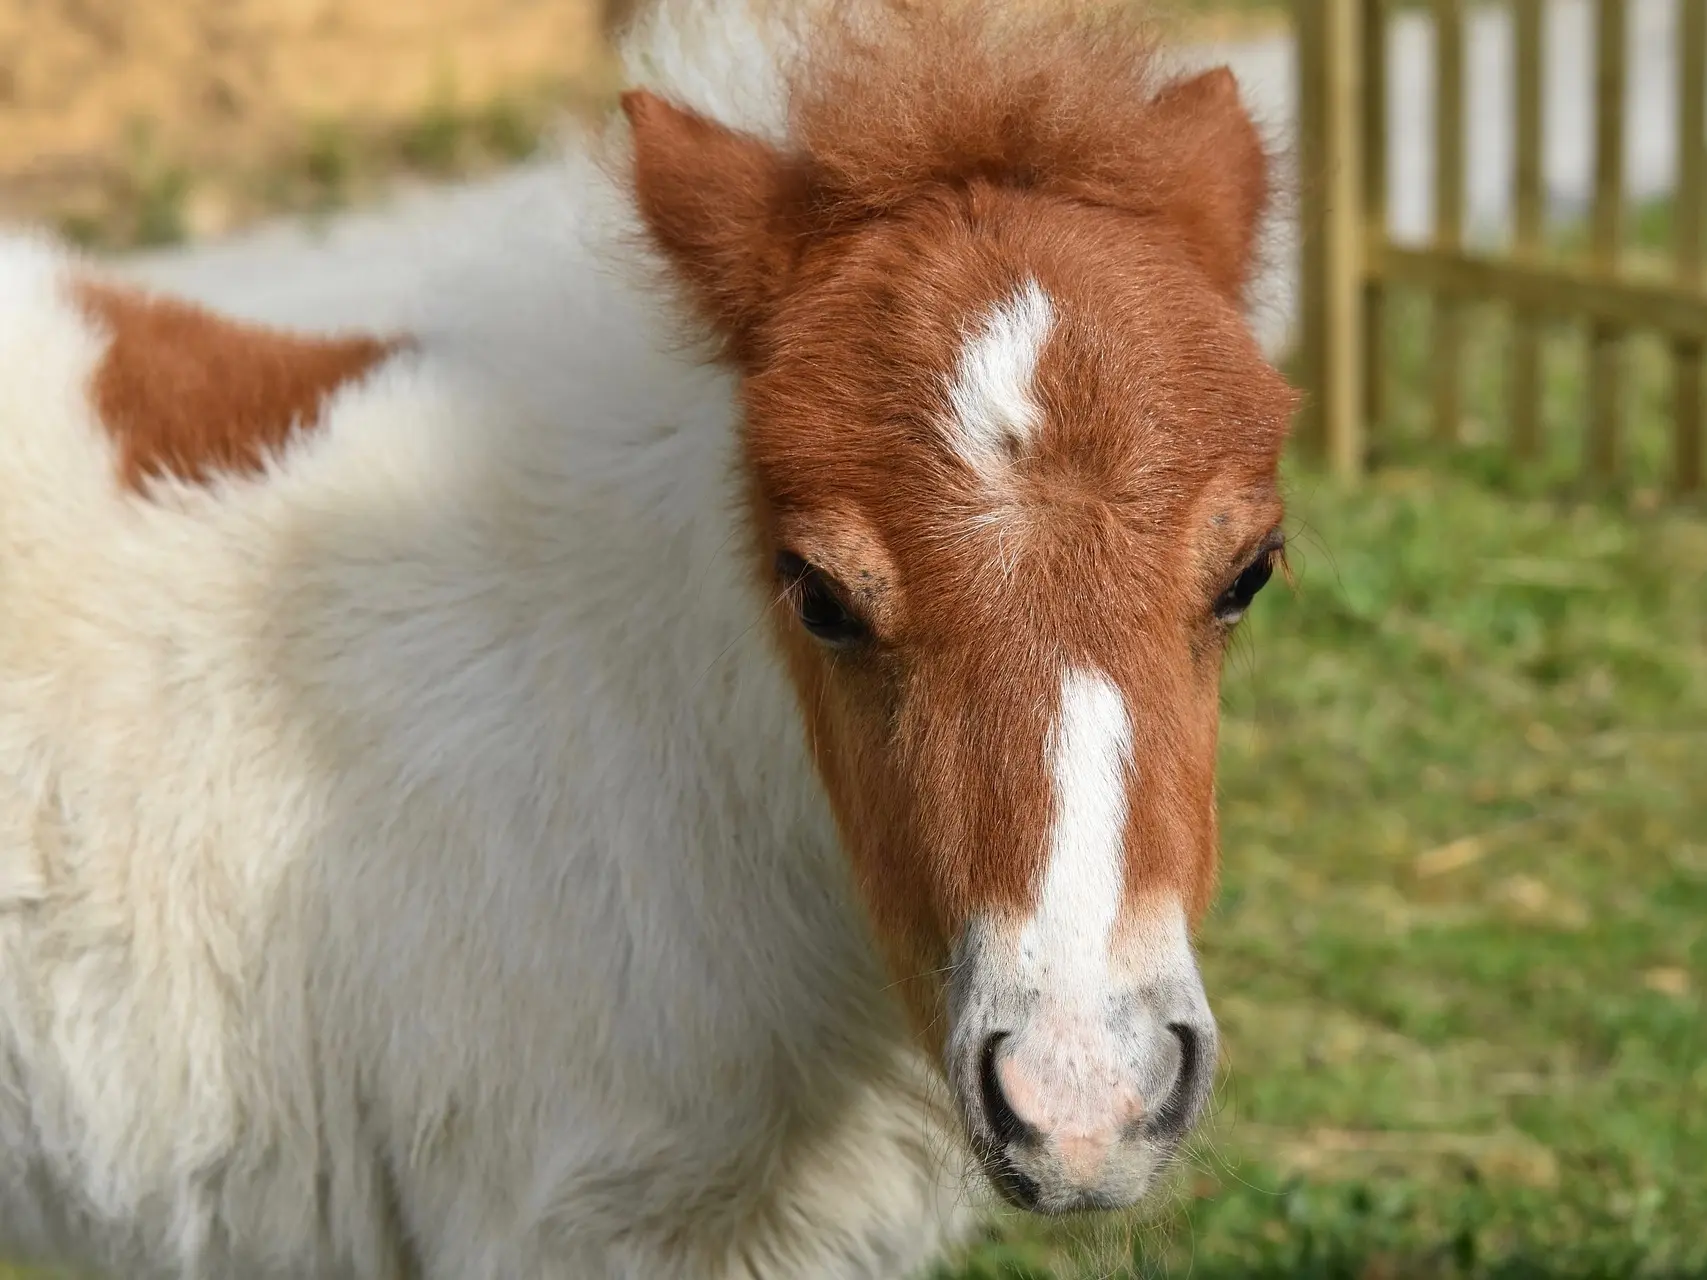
[745,185,1292,615]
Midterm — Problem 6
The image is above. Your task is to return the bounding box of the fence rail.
[1296,0,1706,495]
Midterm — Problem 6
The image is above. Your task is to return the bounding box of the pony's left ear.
[623,90,798,364]
[1147,67,1269,303]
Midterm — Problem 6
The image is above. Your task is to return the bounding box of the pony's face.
[625,9,1295,1213]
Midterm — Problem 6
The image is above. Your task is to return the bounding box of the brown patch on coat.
[624,0,1295,1018]
[75,280,403,493]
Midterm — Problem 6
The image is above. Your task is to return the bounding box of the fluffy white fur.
[0,4,985,1276]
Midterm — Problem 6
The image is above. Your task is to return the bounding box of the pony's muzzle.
[950,959,1217,1213]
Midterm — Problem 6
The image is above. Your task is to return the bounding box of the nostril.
[1147,1022,1209,1140]
[977,1033,1039,1149]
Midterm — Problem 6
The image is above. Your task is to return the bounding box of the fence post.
[1675,0,1705,495]
[1432,0,1466,445]
[1361,0,1388,435]
[1511,0,1546,460]
[1586,0,1629,483]
[1297,0,1365,478]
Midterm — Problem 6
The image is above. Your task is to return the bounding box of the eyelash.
[776,552,869,646]
[1214,537,1284,624]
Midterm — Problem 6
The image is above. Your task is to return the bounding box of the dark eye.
[1215,544,1279,624]
[776,552,867,646]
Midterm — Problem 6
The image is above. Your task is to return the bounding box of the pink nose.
[995,1048,1143,1179]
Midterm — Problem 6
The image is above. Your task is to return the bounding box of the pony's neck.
[305,146,900,1058]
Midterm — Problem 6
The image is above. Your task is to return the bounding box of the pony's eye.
[776,552,867,646]
[1215,545,1279,624]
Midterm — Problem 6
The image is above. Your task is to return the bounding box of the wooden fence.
[1296,0,1705,494]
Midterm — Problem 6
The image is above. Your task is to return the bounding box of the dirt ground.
[0,0,622,240]
[0,0,1273,246]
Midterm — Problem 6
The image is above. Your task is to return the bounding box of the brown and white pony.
[0,0,1293,1275]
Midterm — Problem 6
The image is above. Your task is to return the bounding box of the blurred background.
[0,1,1701,1277]
[0,0,633,246]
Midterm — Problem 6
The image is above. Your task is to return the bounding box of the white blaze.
[944,278,1054,476]
[1019,668,1132,999]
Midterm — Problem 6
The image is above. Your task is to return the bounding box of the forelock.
[786,0,1176,224]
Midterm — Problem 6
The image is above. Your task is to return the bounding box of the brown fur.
[623,0,1270,358]
[76,280,402,493]
[627,0,1294,1036]
[789,2,1269,299]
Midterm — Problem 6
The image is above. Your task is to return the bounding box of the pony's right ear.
[623,90,797,363]
[1145,67,1269,304]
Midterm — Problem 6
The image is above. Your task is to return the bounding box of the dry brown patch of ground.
[0,0,626,245]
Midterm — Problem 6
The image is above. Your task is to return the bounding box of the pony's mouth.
[970,1132,1162,1216]
[976,1144,1043,1211]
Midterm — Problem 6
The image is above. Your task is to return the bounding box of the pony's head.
[624,0,1294,1214]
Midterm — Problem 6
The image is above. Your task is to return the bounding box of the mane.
[798,0,1267,290]
[617,0,1272,313]
[792,1,1164,214]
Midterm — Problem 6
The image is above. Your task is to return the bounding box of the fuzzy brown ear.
[622,90,798,363]
[1147,67,1269,302]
